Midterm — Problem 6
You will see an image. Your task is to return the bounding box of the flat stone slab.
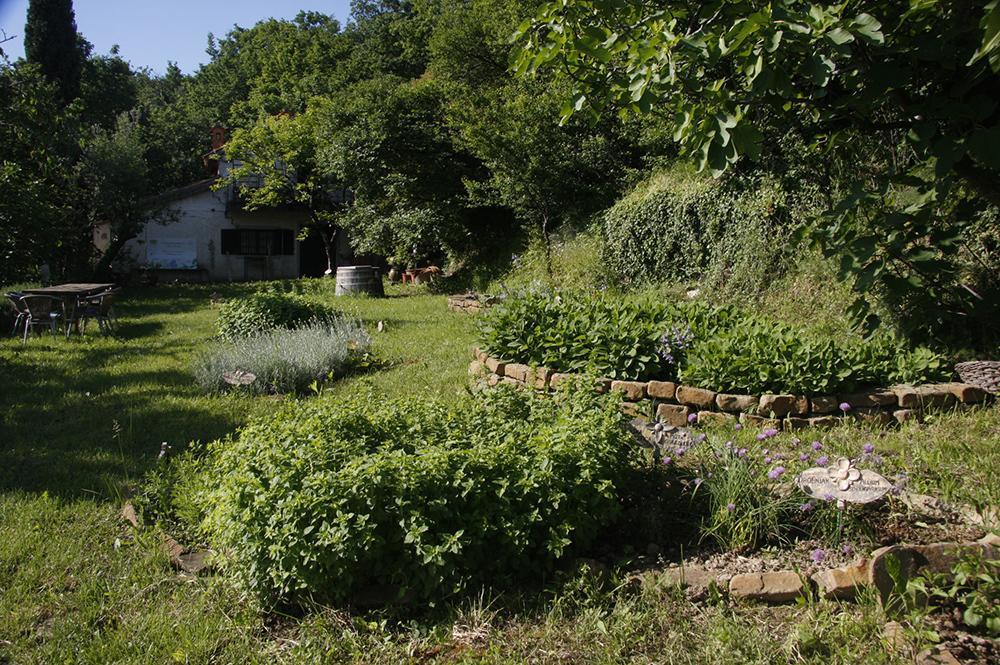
[662,565,721,600]
[811,559,869,600]
[611,380,647,401]
[729,571,804,603]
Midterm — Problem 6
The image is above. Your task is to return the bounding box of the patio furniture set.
[5,283,120,343]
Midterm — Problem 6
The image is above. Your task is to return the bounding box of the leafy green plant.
[478,289,947,393]
[189,386,634,605]
[193,318,371,395]
[215,288,336,341]
[907,551,1000,636]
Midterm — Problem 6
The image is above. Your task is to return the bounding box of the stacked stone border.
[469,348,993,429]
[654,533,999,608]
[447,293,496,314]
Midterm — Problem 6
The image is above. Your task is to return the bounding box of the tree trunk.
[320,225,337,276]
[92,232,132,279]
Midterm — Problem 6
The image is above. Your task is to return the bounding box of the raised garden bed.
[470,347,993,429]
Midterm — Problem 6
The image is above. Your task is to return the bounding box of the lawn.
[0,283,996,664]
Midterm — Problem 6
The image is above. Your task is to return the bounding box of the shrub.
[193,318,371,394]
[477,289,739,380]
[478,290,948,393]
[680,321,948,395]
[215,288,335,341]
[194,386,633,604]
[601,164,806,296]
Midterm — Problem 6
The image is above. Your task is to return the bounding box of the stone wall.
[469,348,992,429]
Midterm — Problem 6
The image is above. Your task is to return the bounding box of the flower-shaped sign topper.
[797,457,892,507]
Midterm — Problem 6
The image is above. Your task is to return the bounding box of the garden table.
[22,283,116,336]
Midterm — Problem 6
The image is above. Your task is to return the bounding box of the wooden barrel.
[335,265,384,297]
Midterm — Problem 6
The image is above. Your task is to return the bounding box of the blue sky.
[0,0,352,74]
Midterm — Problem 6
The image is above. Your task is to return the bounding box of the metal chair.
[77,288,120,335]
[18,295,63,343]
[5,292,26,336]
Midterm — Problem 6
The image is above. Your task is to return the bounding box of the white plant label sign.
[797,457,892,506]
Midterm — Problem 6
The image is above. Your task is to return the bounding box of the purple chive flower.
[841,543,853,555]
[687,413,698,424]
[839,402,851,413]
[726,503,735,513]
[725,440,733,449]
[863,443,875,455]
[756,433,767,441]
[823,493,835,502]
[675,446,687,457]
[773,453,783,460]
[695,433,707,443]
[736,448,748,458]
[799,501,814,512]
[763,428,778,438]
[799,452,810,462]
[734,423,743,431]
[810,548,827,563]
[662,456,672,466]
[767,466,786,480]
[811,441,823,451]
[817,455,829,466]
[764,456,772,464]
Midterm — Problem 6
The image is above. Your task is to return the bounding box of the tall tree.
[24,0,83,102]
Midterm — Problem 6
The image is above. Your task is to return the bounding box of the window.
[220,229,294,256]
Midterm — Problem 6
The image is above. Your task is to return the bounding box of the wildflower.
[764,456,772,464]
[839,402,851,413]
[791,437,801,446]
[687,413,698,424]
[675,446,687,457]
[695,433,707,443]
[736,448,748,458]
[799,501,814,512]
[810,548,827,563]
[763,427,778,438]
[799,452,810,462]
[726,503,735,513]
[773,453,783,460]
[756,433,767,441]
[811,441,823,451]
[863,442,875,455]
[842,543,853,556]
[817,455,830,466]
[767,466,786,480]
[725,440,733,449]
[662,456,672,466]
[823,493,835,502]
[734,423,743,431]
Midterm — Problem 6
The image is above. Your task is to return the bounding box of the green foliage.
[194,386,633,604]
[681,321,947,395]
[905,550,1000,636]
[215,288,335,341]
[192,319,371,395]
[479,290,947,393]
[516,0,1000,348]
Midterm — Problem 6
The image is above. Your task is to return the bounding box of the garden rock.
[916,647,962,665]
[484,357,505,375]
[697,410,736,426]
[662,565,720,600]
[811,559,869,600]
[810,396,839,414]
[468,360,484,376]
[611,380,647,401]
[839,390,896,408]
[549,372,572,388]
[121,502,140,528]
[759,394,797,418]
[530,367,553,389]
[676,386,716,409]
[939,382,987,403]
[729,571,804,603]
[647,380,677,400]
[715,393,758,412]
[504,363,530,382]
[808,416,839,428]
[893,385,958,410]
[656,404,692,427]
[740,413,781,429]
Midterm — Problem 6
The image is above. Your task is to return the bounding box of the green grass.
[0,281,992,663]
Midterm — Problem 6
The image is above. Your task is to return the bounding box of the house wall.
[123,187,308,281]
